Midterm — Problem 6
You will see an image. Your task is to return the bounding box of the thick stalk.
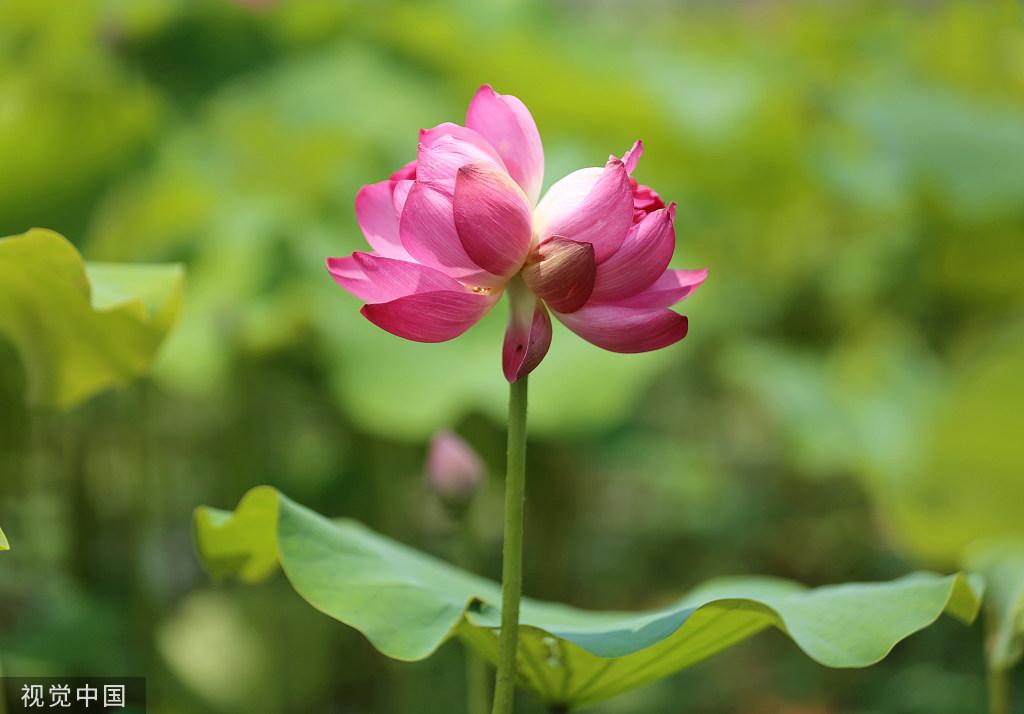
[490,376,529,714]
[988,666,1010,714]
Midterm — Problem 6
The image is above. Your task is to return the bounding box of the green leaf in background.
[195,487,981,709]
[0,526,8,551]
[964,543,1024,672]
[0,229,184,409]
[881,334,1024,564]
[0,0,161,234]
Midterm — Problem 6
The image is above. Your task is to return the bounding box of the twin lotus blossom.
[328,85,707,382]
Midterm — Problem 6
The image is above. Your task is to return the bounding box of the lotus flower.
[327,85,707,382]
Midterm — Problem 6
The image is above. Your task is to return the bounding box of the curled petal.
[521,238,596,314]
[362,289,498,343]
[453,163,533,277]
[533,158,633,263]
[417,126,506,182]
[399,181,503,286]
[466,85,545,205]
[632,182,665,221]
[503,279,552,382]
[591,205,676,302]
[621,139,643,174]
[326,253,465,304]
[355,180,411,260]
[555,304,688,353]
[612,268,709,308]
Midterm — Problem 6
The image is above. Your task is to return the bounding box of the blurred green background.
[2,0,1024,712]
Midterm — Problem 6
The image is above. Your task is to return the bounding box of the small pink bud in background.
[426,430,485,509]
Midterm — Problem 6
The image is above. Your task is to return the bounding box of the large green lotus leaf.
[964,542,1024,671]
[0,229,184,409]
[195,487,981,709]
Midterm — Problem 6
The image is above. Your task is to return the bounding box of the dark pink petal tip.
[503,301,552,382]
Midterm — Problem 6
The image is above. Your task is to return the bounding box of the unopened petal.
[355,180,411,260]
[533,158,633,263]
[466,85,545,205]
[399,180,504,286]
[326,252,465,304]
[611,268,709,308]
[453,163,533,277]
[591,205,675,302]
[521,238,596,314]
[554,303,688,353]
[362,289,498,343]
[503,278,552,382]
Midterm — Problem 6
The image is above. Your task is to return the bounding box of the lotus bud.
[426,430,485,511]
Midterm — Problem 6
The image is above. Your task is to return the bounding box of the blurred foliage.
[0,229,183,409]
[1,1,1023,713]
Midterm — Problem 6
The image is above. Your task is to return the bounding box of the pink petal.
[453,163,533,277]
[466,85,545,205]
[416,125,506,183]
[361,289,498,343]
[631,182,665,222]
[554,303,688,353]
[392,179,414,217]
[532,158,633,263]
[590,205,676,302]
[621,140,643,174]
[354,180,411,260]
[611,268,709,308]
[521,238,596,314]
[326,252,465,304]
[399,180,503,286]
[503,280,552,382]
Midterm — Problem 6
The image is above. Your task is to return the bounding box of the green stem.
[467,646,492,714]
[460,509,490,714]
[988,666,1010,714]
[491,375,529,714]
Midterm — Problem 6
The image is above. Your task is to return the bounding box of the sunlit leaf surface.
[195,487,981,709]
[0,229,184,408]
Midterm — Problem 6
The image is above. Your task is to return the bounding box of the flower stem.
[491,375,529,714]
[460,514,490,714]
[988,665,1010,714]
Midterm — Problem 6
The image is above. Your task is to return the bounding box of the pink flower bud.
[426,430,484,506]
